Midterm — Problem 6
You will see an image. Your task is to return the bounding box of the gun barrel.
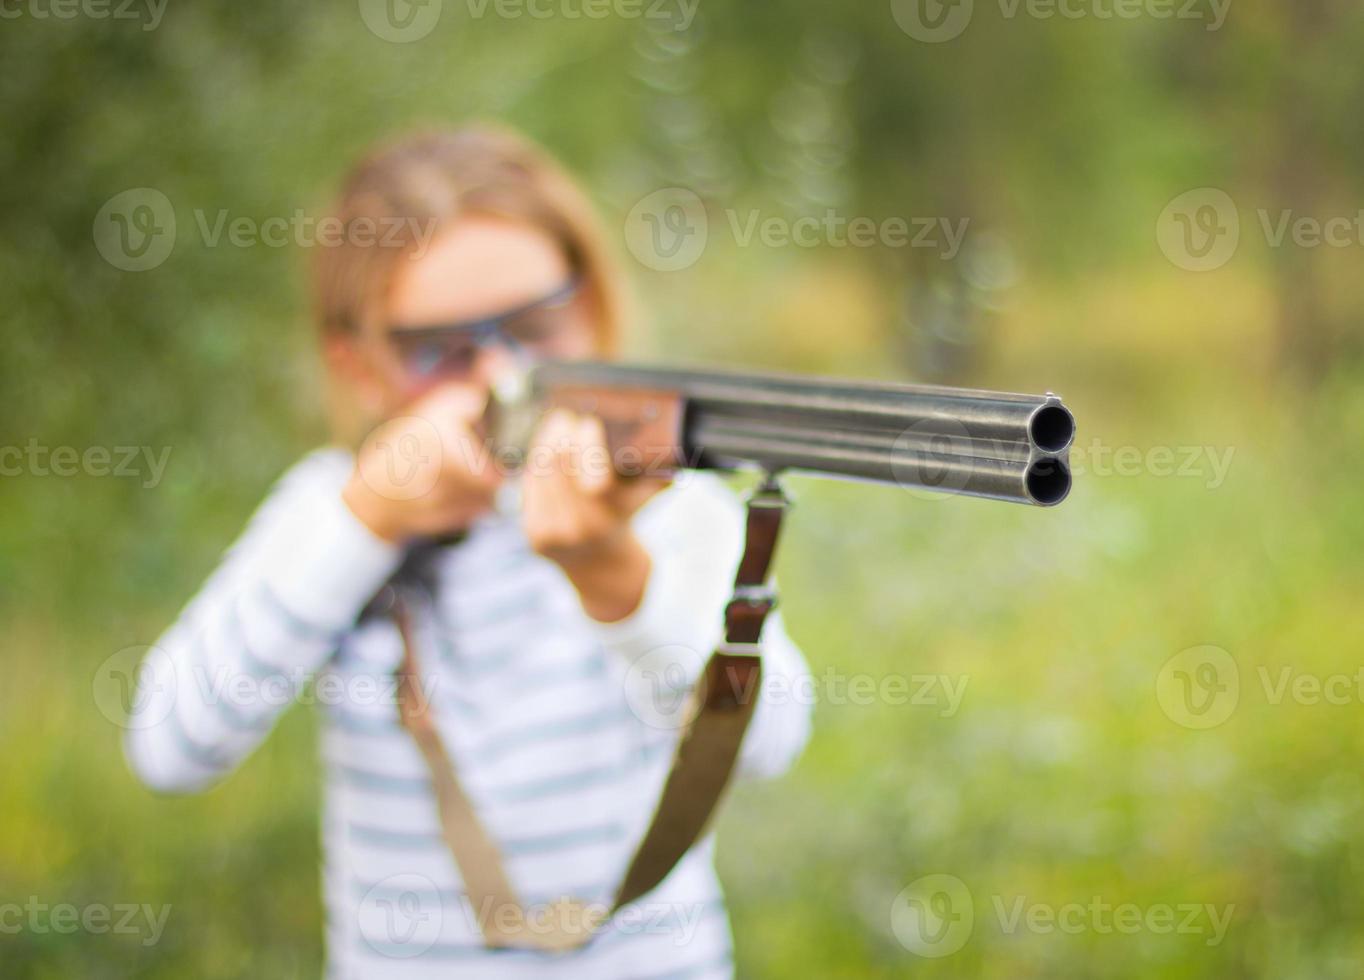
[526,361,1075,507]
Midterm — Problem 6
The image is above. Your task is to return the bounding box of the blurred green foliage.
[3,0,1364,976]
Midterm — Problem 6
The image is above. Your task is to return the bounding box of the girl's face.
[335,215,598,419]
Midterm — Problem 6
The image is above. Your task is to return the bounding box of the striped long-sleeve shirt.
[124,448,812,980]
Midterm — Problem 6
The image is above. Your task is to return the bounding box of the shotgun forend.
[491,361,1075,507]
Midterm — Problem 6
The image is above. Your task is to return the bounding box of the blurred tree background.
[3,0,1364,976]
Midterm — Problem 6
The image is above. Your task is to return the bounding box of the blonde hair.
[314,123,627,353]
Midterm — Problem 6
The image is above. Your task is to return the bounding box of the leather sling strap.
[393,478,791,951]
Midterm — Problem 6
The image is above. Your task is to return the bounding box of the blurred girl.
[124,125,811,979]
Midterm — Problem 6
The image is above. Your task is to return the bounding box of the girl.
[125,125,812,979]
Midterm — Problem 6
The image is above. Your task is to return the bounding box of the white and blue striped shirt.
[124,448,812,979]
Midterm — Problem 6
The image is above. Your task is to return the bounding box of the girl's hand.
[522,409,669,622]
[342,384,503,543]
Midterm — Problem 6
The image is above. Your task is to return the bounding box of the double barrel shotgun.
[412,361,1079,950]
[490,360,1076,506]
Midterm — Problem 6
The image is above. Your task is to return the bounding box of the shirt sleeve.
[585,472,813,781]
[123,448,404,794]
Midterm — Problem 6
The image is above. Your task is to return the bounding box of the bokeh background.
[4,1,1364,976]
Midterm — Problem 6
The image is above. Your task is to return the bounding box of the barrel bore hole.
[1026,457,1072,506]
[1029,405,1076,453]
